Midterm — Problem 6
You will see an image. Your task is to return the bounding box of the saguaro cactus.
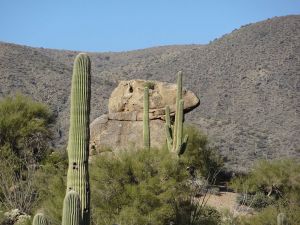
[62,191,81,225]
[165,71,188,156]
[277,213,287,225]
[66,53,91,225]
[143,86,150,149]
[32,213,49,225]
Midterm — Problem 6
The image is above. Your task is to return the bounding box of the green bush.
[182,125,223,183]
[238,204,300,225]
[90,148,184,225]
[230,159,300,203]
[237,192,275,209]
[31,123,223,224]
[90,147,221,225]
[0,211,5,225]
[230,158,300,225]
[0,94,54,213]
[0,94,54,162]
[33,151,68,225]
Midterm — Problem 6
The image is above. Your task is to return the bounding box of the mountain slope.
[0,15,299,171]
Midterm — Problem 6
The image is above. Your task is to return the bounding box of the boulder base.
[90,114,166,154]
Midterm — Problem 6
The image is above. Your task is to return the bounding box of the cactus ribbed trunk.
[66,53,91,225]
[32,213,49,225]
[176,100,184,151]
[62,191,81,225]
[165,105,173,150]
[173,71,182,152]
[143,87,150,149]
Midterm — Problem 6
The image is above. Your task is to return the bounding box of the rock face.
[90,79,199,153]
[108,79,199,120]
[90,115,166,154]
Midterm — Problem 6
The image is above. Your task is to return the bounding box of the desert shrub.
[238,204,300,225]
[175,202,221,225]
[0,94,54,162]
[90,147,221,225]
[90,148,184,225]
[230,159,300,203]
[230,158,300,225]
[0,211,5,225]
[33,151,68,225]
[0,146,39,213]
[220,209,242,225]
[0,94,54,213]
[31,124,223,224]
[237,192,275,209]
[182,125,224,183]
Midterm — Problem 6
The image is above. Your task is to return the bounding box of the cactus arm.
[143,87,150,149]
[66,53,91,225]
[178,134,189,156]
[165,105,171,128]
[32,213,49,225]
[165,124,173,151]
[165,106,173,150]
[62,191,81,225]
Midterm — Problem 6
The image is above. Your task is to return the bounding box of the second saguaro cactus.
[165,71,188,156]
[143,86,150,149]
[32,213,49,225]
[62,191,81,225]
[66,53,91,225]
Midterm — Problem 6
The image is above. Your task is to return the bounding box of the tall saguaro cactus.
[66,53,91,225]
[62,191,81,225]
[143,86,150,149]
[165,71,188,156]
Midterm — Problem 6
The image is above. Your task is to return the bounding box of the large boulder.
[90,79,199,152]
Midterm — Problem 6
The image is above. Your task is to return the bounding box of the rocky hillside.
[0,15,299,171]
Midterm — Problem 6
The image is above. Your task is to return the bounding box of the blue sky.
[0,0,299,52]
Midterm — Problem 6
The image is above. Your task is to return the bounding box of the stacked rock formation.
[90,79,199,154]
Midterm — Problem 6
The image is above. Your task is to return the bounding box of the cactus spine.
[165,71,188,156]
[143,86,150,149]
[277,213,287,225]
[32,213,49,225]
[62,191,81,225]
[66,53,91,225]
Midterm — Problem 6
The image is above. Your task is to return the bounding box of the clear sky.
[0,0,299,52]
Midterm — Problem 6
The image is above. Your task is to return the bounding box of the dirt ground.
[200,191,254,216]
